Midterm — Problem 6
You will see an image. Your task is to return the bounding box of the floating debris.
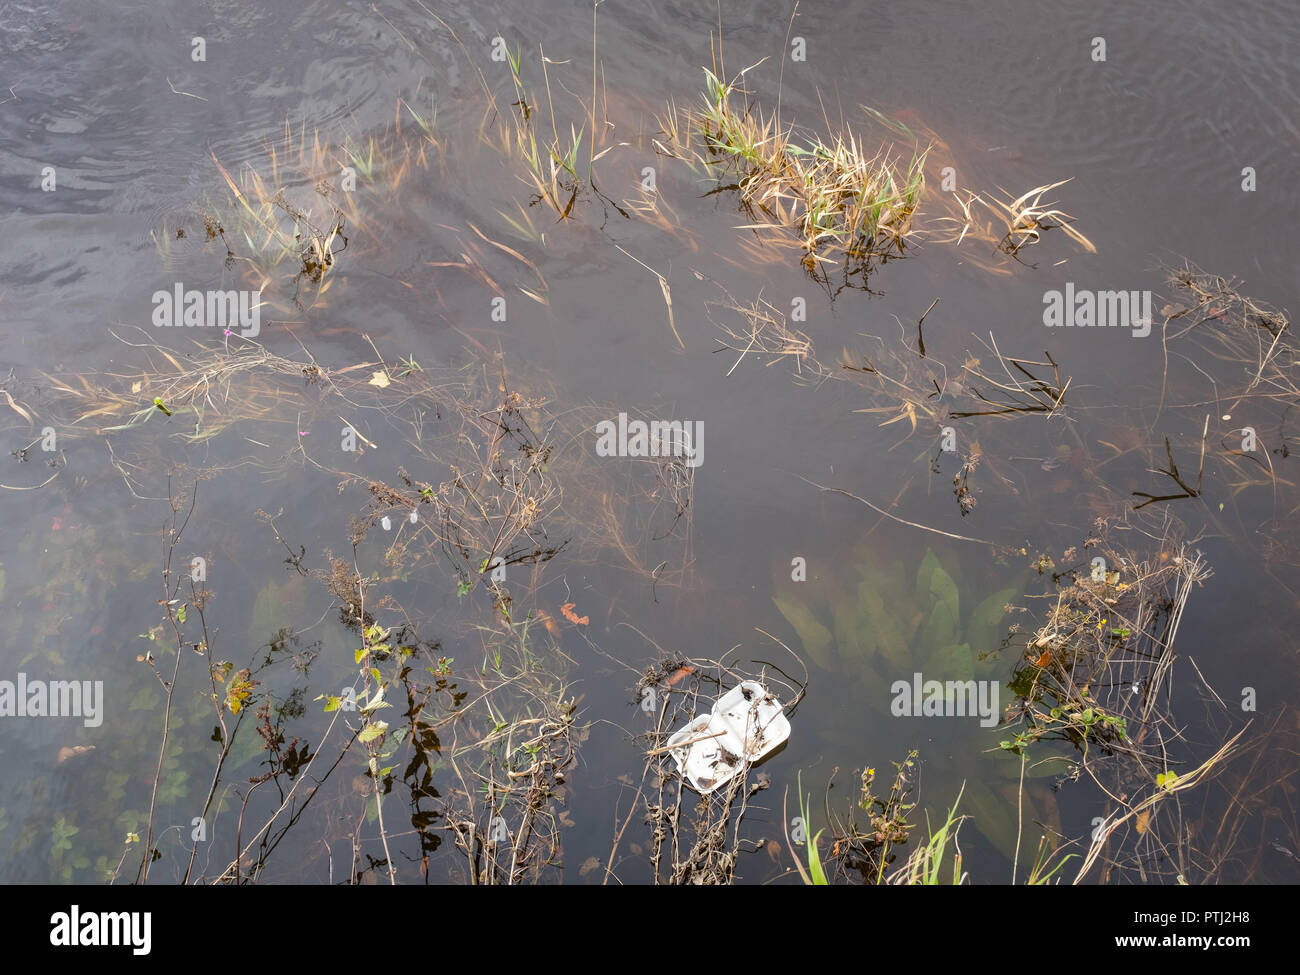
[665,680,790,794]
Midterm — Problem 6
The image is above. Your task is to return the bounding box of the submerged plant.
[771,545,1020,688]
[771,544,1069,860]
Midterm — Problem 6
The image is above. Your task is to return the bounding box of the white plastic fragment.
[665,680,791,794]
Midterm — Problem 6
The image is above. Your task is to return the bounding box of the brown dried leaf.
[57,745,95,764]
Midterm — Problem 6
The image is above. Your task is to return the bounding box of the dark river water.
[2,0,1298,884]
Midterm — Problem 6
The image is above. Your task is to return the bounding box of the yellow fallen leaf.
[1135,809,1150,835]
[368,371,391,388]
[131,381,143,394]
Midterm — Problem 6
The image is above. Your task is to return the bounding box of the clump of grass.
[791,756,917,885]
[669,67,926,275]
[201,122,362,311]
[791,771,829,884]
[987,178,1096,260]
[499,42,587,219]
[429,5,625,225]
[656,78,1101,283]
[795,757,1082,885]
[890,783,967,885]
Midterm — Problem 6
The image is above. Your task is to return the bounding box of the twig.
[798,475,996,546]
[166,78,208,101]
[646,729,728,757]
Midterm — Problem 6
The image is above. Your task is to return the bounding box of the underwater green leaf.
[1021,754,1073,779]
[927,642,975,686]
[249,577,303,648]
[919,599,959,653]
[965,586,1019,665]
[103,771,130,804]
[130,686,159,711]
[914,549,942,604]
[158,769,190,804]
[959,778,1020,863]
[226,724,269,772]
[832,594,867,662]
[997,781,1062,847]
[772,594,835,669]
[51,816,78,853]
[856,578,910,670]
[859,558,909,614]
[916,549,960,650]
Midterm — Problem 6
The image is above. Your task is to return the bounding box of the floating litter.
[665,680,791,794]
